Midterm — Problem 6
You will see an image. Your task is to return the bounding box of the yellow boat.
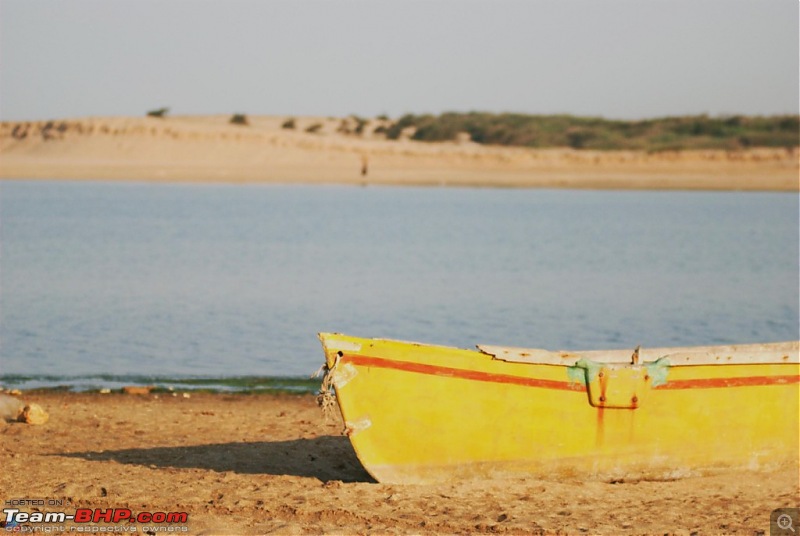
[317,333,799,484]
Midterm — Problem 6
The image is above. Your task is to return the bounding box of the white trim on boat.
[478,341,800,367]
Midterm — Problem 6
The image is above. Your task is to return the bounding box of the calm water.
[1,180,797,390]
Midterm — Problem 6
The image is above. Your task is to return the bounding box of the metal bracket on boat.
[570,357,670,409]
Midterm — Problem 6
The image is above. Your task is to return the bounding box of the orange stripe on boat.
[653,375,800,389]
[341,354,585,391]
[341,354,799,391]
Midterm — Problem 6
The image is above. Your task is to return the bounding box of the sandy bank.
[1,391,797,534]
[1,115,797,190]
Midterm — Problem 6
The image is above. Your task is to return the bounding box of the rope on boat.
[312,352,340,420]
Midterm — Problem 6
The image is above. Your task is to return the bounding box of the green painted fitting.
[567,356,671,387]
[644,357,671,387]
[567,357,603,385]
[566,364,586,386]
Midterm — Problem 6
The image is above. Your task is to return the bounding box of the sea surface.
[1,180,798,392]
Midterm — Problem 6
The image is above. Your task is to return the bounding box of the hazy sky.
[1,0,798,121]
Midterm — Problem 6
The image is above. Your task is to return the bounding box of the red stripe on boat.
[340,354,799,390]
[341,354,585,391]
[653,375,800,389]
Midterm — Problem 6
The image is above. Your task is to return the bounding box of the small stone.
[0,394,24,421]
[18,403,49,425]
[182,393,191,399]
[99,388,111,394]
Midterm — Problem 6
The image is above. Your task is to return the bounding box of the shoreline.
[0,376,321,395]
[2,115,797,191]
[2,391,798,535]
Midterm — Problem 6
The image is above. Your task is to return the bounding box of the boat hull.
[318,333,799,484]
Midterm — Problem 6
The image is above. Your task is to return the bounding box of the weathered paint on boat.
[318,333,799,484]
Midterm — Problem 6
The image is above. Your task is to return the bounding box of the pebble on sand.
[18,403,49,425]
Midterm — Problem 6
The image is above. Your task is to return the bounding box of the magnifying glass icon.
[778,513,796,533]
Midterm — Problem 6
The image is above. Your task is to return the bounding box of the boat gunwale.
[319,333,799,367]
[479,341,799,367]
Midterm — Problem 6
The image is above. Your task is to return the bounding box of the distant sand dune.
[1,115,797,190]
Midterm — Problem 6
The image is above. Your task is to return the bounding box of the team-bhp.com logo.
[3,503,189,533]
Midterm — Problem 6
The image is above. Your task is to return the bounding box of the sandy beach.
[1,115,797,190]
[1,391,797,535]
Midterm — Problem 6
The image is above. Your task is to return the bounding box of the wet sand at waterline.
[1,115,797,190]
[1,392,797,534]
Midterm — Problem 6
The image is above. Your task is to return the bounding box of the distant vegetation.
[146,107,169,118]
[337,115,370,135]
[281,118,296,129]
[352,115,369,135]
[230,113,249,126]
[381,112,799,151]
[305,123,323,134]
